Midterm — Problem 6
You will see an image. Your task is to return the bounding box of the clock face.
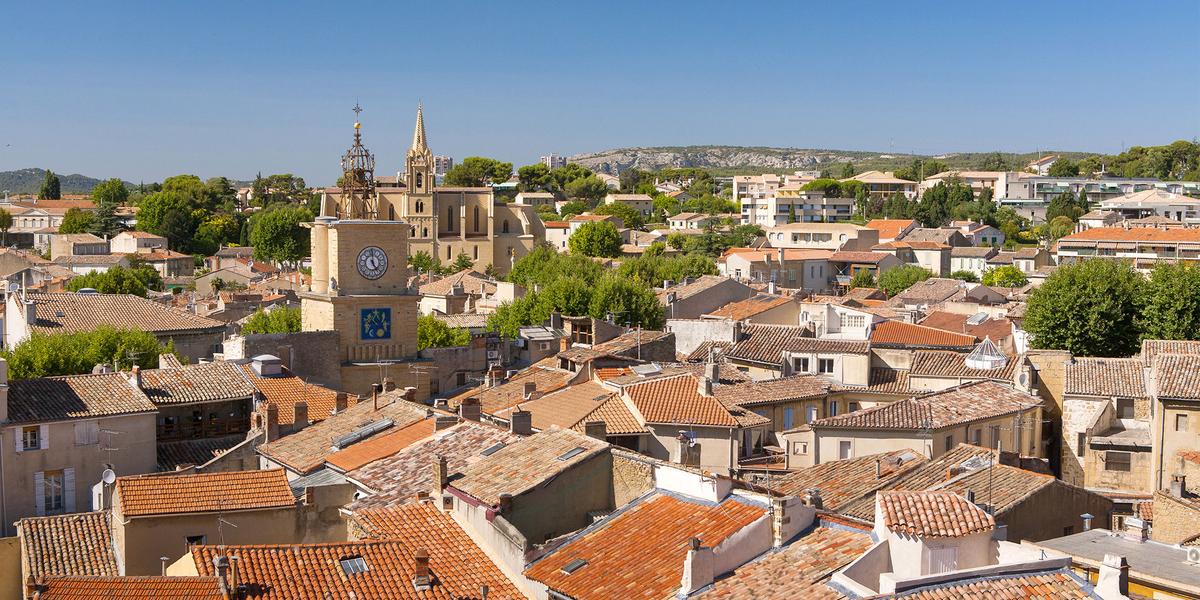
[356,246,388,280]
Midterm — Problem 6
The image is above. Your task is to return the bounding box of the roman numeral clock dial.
[356,246,388,280]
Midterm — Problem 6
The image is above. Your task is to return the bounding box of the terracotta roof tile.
[239,364,341,425]
[715,375,829,407]
[348,502,524,598]
[138,361,257,405]
[17,511,117,579]
[493,381,619,432]
[25,292,224,334]
[626,375,744,427]
[193,537,522,600]
[727,324,866,366]
[526,492,768,600]
[699,523,872,599]
[812,382,1038,431]
[257,395,430,474]
[888,569,1094,599]
[419,269,497,296]
[1063,357,1147,398]
[1141,339,1200,366]
[865,219,915,240]
[871,320,977,349]
[451,427,609,505]
[829,251,891,263]
[772,449,928,510]
[448,358,576,413]
[114,469,295,517]
[656,275,739,302]
[347,420,521,511]
[705,294,793,321]
[1155,353,1200,399]
[571,395,649,435]
[30,576,224,599]
[1059,226,1200,243]
[832,368,913,395]
[910,350,1016,381]
[879,490,994,537]
[326,417,437,472]
[156,434,246,470]
[6,372,158,424]
[684,341,733,362]
[918,311,1013,343]
[558,330,674,364]
[601,363,751,387]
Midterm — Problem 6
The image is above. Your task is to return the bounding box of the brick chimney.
[559,336,571,352]
[1170,473,1186,498]
[498,493,513,514]
[459,397,481,422]
[510,409,532,436]
[412,548,432,592]
[1096,554,1129,600]
[265,404,280,442]
[697,375,713,397]
[434,415,458,431]
[334,392,349,414]
[584,421,607,441]
[292,401,308,432]
[213,555,230,597]
[679,538,714,595]
[432,455,448,500]
[128,365,142,391]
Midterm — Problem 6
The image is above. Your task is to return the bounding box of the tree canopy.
[1024,260,1144,357]
[444,157,513,187]
[877,265,933,296]
[248,205,313,267]
[981,265,1029,287]
[58,207,95,234]
[1047,159,1080,177]
[242,307,301,335]
[38,170,61,200]
[1139,262,1200,341]
[592,201,644,229]
[1,326,173,379]
[66,263,162,296]
[417,314,472,350]
[568,221,622,258]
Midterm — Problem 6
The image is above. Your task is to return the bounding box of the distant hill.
[568,145,1096,176]
[0,168,123,195]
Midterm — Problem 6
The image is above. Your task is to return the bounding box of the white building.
[540,154,567,170]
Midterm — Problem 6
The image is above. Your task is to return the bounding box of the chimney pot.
[698,376,713,397]
[432,455,448,500]
[412,548,432,591]
[1097,554,1130,600]
[334,392,349,413]
[510,409,532,436]
[1170,474,1186,498]
[264,404,280,442]
[459,397,481,421]
[292,401,308,432]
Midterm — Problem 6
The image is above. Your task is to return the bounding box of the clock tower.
[301,113,424,397]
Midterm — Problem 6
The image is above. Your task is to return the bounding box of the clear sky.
[2,0,1198,185]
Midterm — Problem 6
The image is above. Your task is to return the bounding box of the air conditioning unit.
[487,350,499,359]
[1187,547,1200,565]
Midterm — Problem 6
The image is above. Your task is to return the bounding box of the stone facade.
[1149,490,1200,545]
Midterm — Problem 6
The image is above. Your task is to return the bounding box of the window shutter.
[75,423,85,446]
[64,468,76,512]
[14,429,22,453]
[39,425,49,450]
[33,472,45,516]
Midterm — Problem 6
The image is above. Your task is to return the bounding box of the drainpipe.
[0,430,6,536]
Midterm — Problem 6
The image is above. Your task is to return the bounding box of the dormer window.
[339,556,368,575]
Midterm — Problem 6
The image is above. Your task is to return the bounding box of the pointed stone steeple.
[411,103,428,153]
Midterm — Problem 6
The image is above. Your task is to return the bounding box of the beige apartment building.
[604,193,655,218]
[763,222,880,252]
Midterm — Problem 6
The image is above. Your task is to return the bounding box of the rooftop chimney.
[459,397,481,422]
[1122,517,1149,543]
[523,382,536,399]
[334,392,349,414]
[804,488,823,509]
[875,459,882,479]
[213,556,230,597]
[432,455,448,500]
[412,548,432,592]
[680,537,715,595]
[584,420,607,441]
[129,365,142,390]
[698,375,713,397]
[510,409,532,436]
[1170,474,1186,498]
[292,401,308,432]
[704,360,719,382]
[23,299,35,326]
[434,415,458,431]
[767,281,777,295]
[264,404,280,442]
[1096,554,1130,600]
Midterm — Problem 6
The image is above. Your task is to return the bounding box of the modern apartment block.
[540,153,567,170]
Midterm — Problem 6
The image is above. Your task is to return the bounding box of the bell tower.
[405,103,434,195]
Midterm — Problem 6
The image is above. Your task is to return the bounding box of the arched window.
[446,246,452,259]
[501,220,509,234]
[473,206,480,233]
[416,200,424,213]
[388,205,395,220]
[422,227,429,238]
[473,246,478,259]
[447,206,454,230]
[416,172,423,188]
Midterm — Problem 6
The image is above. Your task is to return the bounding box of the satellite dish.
[101,469,116,485]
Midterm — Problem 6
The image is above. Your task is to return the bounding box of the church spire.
[411,102,428,152]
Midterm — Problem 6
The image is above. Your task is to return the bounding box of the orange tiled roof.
[894,569,1094,599]
[909,350,1016,381]
[775,448,929,510]
[451,427,608,505]
[716,375,828,408]
[25,292,224,334]
[1063,357,1147,398]
[526,492,767,600]
[325,417,436,472]
[239,364,341,426]
[1156,353,1200,399]
[494,381,618,432]
[114,469,295,517]
[813,381,1037,431]
[865,219,915,240]
[1141,339,1200,366]
[1059,226,1200,243]
[29,576,224,599]
[447,358,576,413]
[17,511,118,580]
[626,374,742,427]
[870,320,976,349]
[918,310,1013,343]
[706,294,793,321]
[698,523,872,599]
[572,395,649,435]
[348,502,524,598]
[879,490,994,538]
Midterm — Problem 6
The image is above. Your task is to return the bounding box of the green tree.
[619,168,644,192]
[444,157,513,187]
[417,314,472,350]
[0,208,11,245]
[616,253,717,286]
[588,275,664,329]
[538,276,593,316]
[1045,191,1085,222]
[487,293,551,338]
[894,158,948,182]
[1,326,170,379]
[38,170,61,200]
[136,191,198,251]
[66,264,162,296]
[192,213,241,256]
[517,163,553,192]
[568,221,622,258]
[58,207,96,234]
[251,174,312,208]
[1025,260,1144,356]
[508,243,604,289]
[727,224,765,247]
[849,269,875,289]
[979,152,1009,171]
[90,178,128,237]
[249,205,313,267]
[242,307,302,334]
[451,252,475,272]
[652,194,682,220]
[1139,262,1200,341]
[877,265,933,296]
[559,201,587,220]
[981,265,1029,287]
[563,175,609,204]
[408,250,439,275]
[840,162,856,178]
[666,232,686,250]
[593,201,644,229]
[950,270,979,283]
[1047,159,1080,177]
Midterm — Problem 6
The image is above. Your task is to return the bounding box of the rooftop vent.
[332,418,394,450]
[630,364,662,377]
[251,354,283,377]
[480,442,507,457]
[560,558,588,575]
[556,447,586,461]
[965,312,989,326]
[339,556,368,575]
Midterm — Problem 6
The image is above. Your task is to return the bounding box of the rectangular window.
[848,402,861,412]
[784,407,795,430]
[1077,432,1087,457]
[838,440,852,460]
[818,358,834,373]
[926,547,958,574]
[1106,451,1131,472]
[807,406,818,423]
[969,429,982,446]
[945,435,954,452]
[1177,413,1189,432]
[43,470,64,513]
[186,535,207,546]
[842,315,865,329]
[794,442,809,455]
[793,357,809,373]
[828,401,838,417]
[1116,398,1134,419]
[22,426,41,451]
[74,421,99,446]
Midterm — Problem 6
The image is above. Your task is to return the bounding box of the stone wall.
[225,330,342,388]
[1149,491,1200,545]
[611,450,655,507]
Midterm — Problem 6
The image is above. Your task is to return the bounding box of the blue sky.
[2,0,1198,185]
